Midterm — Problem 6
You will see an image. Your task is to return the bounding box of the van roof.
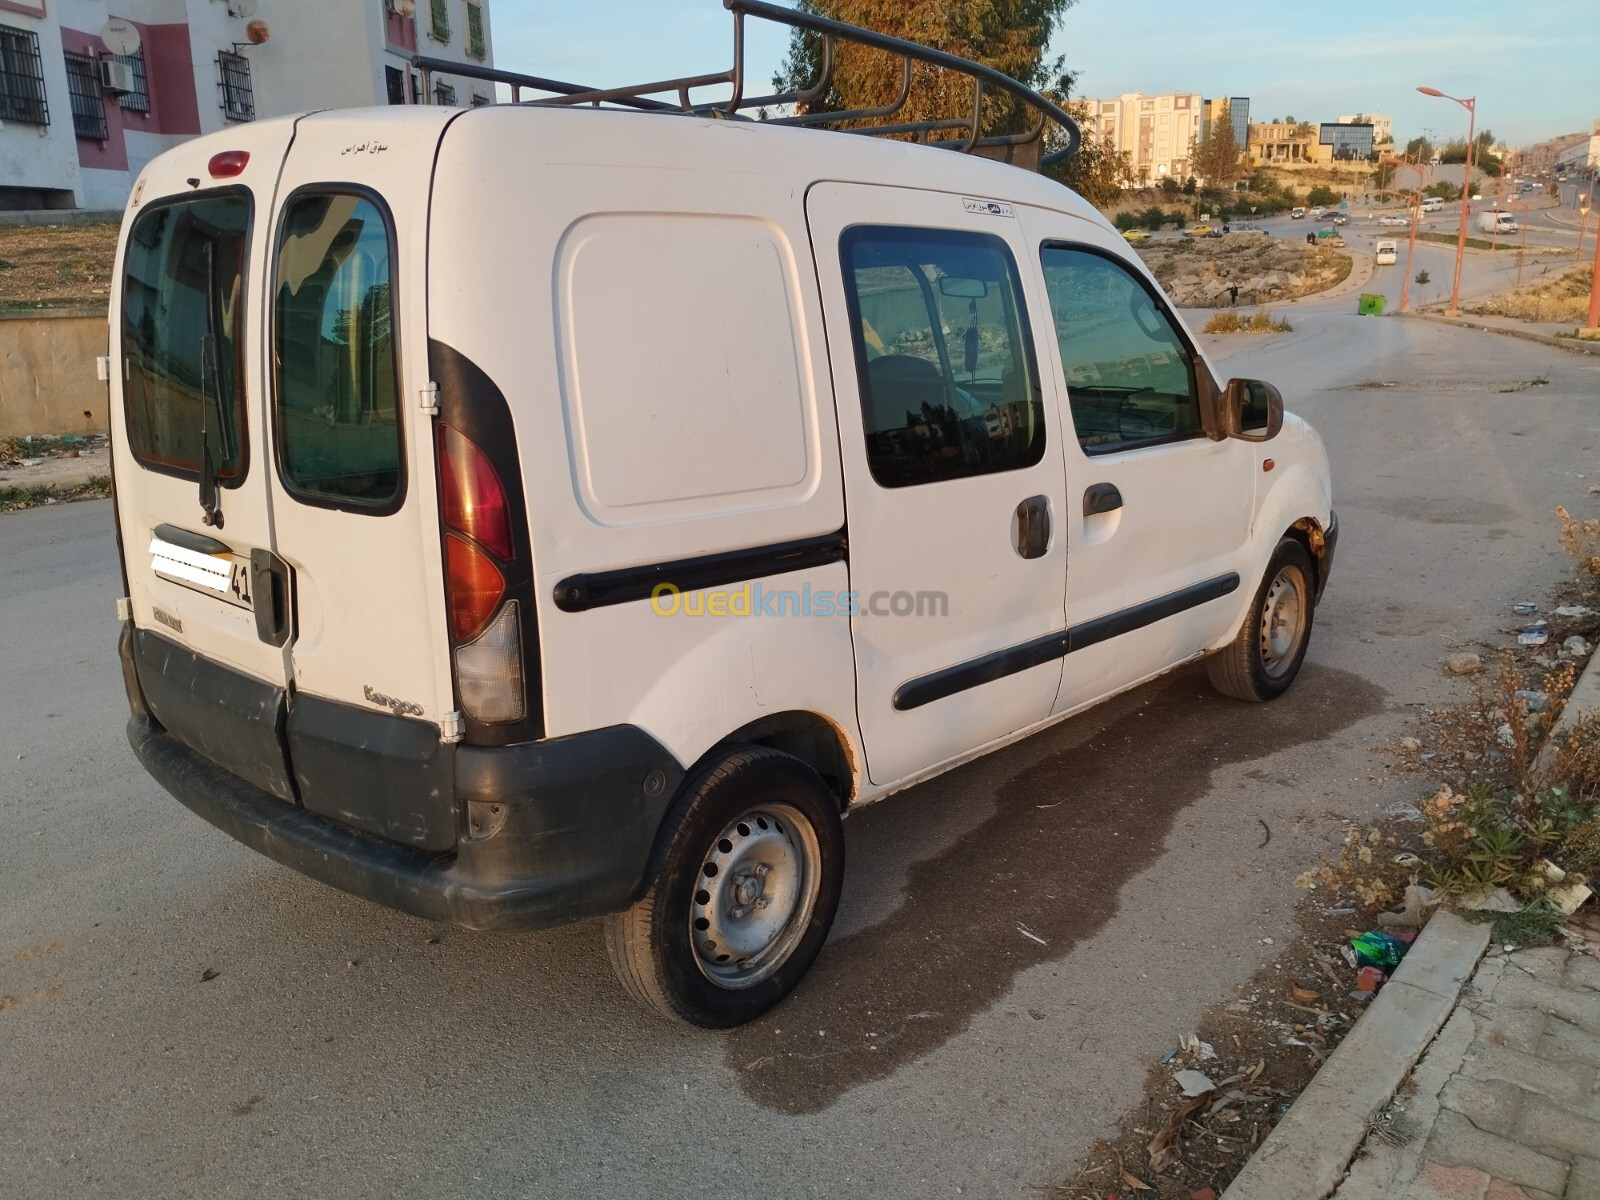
[181,102,1108,228]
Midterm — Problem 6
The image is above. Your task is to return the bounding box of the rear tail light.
[454,602,526,723]
[438,424,512,559]
[438,421,525,726]
[444,533,504,641]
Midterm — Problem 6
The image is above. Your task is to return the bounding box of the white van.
[1421,196,1445,213]
[1374,240,1398,265]
[1477,211,1518,235]
[109,3,1335,1027]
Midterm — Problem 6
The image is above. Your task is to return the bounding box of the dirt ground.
[0,222,118,310]
[1055,568,1600,1200]
[1136,237,1354,309]
[1463,264,1593,325]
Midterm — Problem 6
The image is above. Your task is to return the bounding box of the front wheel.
[603,746,845,1028]
[1207,538,1316,702]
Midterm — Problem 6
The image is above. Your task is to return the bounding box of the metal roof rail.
[412,0,1081,169]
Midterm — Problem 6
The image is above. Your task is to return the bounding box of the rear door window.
[272,191,403,511]
[121,192,251,481]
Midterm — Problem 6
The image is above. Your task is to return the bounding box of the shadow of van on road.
[724,663,1386,1113]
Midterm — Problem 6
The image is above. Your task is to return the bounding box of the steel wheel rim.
[690,802,821,990]
[1259,565,1308,679]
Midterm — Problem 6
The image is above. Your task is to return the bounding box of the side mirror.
[1222,378,1283,441]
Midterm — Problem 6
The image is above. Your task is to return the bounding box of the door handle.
[1014,495,1050,559]
[1084,483,1123,517]
[250,549,293,648]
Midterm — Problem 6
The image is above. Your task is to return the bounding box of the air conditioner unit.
[99,59,135,94]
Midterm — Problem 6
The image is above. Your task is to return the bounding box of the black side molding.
[554,530,848,613]
[893,572,1241,711]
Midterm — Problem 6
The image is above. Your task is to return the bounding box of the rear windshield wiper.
[197,241,231,530]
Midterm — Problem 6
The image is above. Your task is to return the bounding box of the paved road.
[4,316,1600,1199]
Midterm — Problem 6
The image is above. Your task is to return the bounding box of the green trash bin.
[1358,293,1385,316]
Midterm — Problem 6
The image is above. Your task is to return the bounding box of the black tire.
[603,745,844,1028]
[1207,538,1316,702]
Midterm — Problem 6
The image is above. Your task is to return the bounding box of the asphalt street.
[4,304,1600,1199]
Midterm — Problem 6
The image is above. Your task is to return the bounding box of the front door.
[807,183,1068,786]
[1016,208,1256,714]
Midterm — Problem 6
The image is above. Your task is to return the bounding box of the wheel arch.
[705,710,859,812]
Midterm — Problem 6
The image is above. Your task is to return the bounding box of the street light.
[1417,86,1475,315]
[1578,192,1591,262]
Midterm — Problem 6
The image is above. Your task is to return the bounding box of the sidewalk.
[1397,311,1600,357]
[1334,940,1600,1200]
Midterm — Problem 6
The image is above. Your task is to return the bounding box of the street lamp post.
[1585,201,1600,337]
[1400,151,1424,312]
[1578,192,1591,262]
[1418,87,1475,315]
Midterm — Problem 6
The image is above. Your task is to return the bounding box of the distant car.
[1520,182,1535,193]
[1309,206,1326,218]
[1378,214,1408,227]
[1328,212,1349,225]
[1184,225,1213,238]
[1229,222,1268,235]
[1122,229,1150,241]
[1291,207,1306,219]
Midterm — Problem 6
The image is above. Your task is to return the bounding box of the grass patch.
[1203,309,1294,333]
[1462,899,1568,948]
[1416,231,1518,252]
[0,476,111,511]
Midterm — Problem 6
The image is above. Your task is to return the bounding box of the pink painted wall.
[143,23,201,137]
[59,26,129,171]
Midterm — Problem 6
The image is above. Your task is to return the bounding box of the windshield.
[122,193,251,480]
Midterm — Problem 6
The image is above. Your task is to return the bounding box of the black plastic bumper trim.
[1317,511,1338,603]
[893,572,1241,711]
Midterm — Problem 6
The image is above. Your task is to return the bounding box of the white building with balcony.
[0,0,493,211]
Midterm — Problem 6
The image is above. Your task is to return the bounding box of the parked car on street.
[1378,214,1408,227]
[106,1,1336,1028]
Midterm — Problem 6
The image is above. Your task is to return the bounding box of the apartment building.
[1076,91,1205,182]
[0,0,493,211]
[1248,121,1316,165]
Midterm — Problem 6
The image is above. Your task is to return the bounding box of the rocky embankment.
[1136,237,1353,308]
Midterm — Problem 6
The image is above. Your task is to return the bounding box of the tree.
[1405,135,1434,161]
[1190,99,1242,186]
[773,0,1080,142]
[1306,184,1340,207]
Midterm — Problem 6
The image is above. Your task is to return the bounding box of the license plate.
[149,537,253,612]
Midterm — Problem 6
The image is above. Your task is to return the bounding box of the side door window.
[1038,246,1201,452]
[840,226,1044,488]
[272,190,403,512]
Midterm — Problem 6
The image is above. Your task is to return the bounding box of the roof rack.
[411,0,1081,170]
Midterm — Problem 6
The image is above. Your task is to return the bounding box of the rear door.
[113,123,297,800]
[260,112,459,845]
[807,183,1069,786]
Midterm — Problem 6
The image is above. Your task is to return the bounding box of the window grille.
[217,50,254,122]
[0,24,48,126]
[114,51,149,112]
[466,2,486,58]
[433,79,455,107]
[429,0,450,43]
[63,51,107,140]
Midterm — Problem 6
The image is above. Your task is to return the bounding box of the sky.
[488,0,1599,148]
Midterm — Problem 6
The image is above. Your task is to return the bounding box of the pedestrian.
[1229,283,1239,306]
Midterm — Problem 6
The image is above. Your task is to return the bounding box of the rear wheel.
[1207,538,1315,702]
[603,746,844,1028]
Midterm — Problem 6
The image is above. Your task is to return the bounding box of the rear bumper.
[122,626,683,932]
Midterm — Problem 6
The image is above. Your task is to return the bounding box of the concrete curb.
[1394,311,1600,357]
[1220,911,1492,1200]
